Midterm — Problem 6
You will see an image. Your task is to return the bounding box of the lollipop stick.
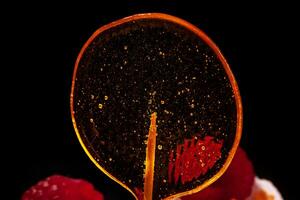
[144,112,157,200]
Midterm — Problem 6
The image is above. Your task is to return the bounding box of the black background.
[5,1,298,199]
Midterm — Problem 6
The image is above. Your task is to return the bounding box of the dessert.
[71,13,242,200]
[21,175,104,200]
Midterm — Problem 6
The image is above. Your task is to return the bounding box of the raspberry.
[22,175,104,200]
[182,147,255,200]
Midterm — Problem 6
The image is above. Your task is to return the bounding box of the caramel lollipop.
[70,13,242,200]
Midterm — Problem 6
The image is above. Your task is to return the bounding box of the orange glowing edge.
[70,13,242,200]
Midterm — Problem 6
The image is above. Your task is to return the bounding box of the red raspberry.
[182,147,255,200]
[22,175,104,200]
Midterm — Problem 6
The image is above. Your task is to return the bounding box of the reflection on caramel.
[144,112,157,200]
[168,136,223,185]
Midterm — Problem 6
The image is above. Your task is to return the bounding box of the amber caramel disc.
[71,13,242,200]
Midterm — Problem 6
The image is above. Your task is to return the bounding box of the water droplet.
[98,103,103,109]
[51,185,58,191]
[157,145,163,150]
[42,181,49,187]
